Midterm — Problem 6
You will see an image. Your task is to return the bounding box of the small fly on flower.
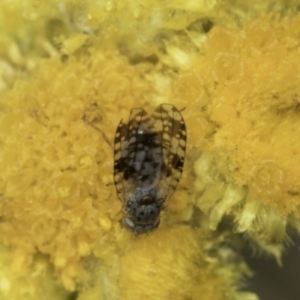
[113,104,186,234]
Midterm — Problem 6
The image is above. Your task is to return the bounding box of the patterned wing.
[113,108,148,202]
[152,104,186,198]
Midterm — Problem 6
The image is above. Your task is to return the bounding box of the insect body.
[113,104,186,233]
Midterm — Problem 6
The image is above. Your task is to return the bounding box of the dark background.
[243,236,300,300]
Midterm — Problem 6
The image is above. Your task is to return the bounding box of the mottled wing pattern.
[114,104,186,202]
[152,104,186,199]
[113,108,148,202]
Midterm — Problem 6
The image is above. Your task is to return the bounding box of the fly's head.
[122,195,163,234]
